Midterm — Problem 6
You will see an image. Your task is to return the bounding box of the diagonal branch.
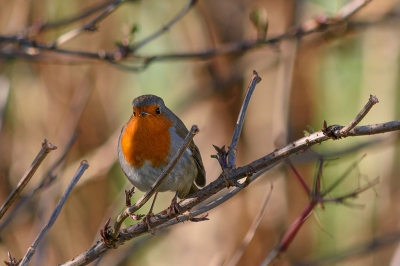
[339,95,379,135]
[0,132,79,231]
[41,0,128,30]
[51,0,126,47]
[227,70,262,168]
[0,139,56,221]
[133,0,198,51]
[19,160,89,266]
[226,185,273,266]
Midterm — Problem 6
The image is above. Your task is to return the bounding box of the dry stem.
[19,160,89,266]
[0,139,56,221]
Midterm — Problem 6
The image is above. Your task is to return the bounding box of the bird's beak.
[139,110,150,117]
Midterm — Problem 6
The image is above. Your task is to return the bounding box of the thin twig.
[133,0,198,51]
[339,95,379,135]
[323,177,380,203]
[321,154,366,196]
[295,231,400,265]
[0,132,79,231]
[51,0,126,47]
[0,139,57,221]
[227,70,262,168]
[19,160,89,266]
[226,185,273,266]
[112,125,199,237]
[287,159,312,196]
[41,0,126,30]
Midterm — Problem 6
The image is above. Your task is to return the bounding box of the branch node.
[100,218,117,247]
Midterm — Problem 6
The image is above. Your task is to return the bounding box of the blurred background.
[0,0,400,265]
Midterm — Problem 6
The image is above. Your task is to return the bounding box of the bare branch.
[226,185,273,266]
[133,0,198,51]
[0,139,56,221]
[41,0,128,30]
[51,1,126,47]
[339,95,379,135]
[0,132,79,231]
[227,70,262,168]
[19,160,89,266]
[321,154,366,196]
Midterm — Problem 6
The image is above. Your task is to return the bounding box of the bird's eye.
[155,107,161,114]
[132,110,136,117]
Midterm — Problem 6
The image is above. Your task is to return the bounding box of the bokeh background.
[1,0,400,265]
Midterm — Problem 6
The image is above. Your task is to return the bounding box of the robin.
[118,94,206,214]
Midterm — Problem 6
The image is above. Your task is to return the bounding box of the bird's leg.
[167,191,182,216]
[142,192,159,234]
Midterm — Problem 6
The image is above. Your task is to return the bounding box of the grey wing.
[170,110,206,187]
[190,141,206,187]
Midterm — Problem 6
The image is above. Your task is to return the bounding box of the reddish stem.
[277,201,317,253]
[287,160,312,196]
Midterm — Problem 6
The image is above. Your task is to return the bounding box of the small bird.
[118,94,206,213]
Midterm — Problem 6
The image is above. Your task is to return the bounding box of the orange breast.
[121,114,173,168]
